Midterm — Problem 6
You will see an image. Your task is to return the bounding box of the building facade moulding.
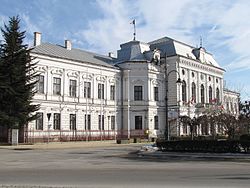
[82,73,94,80]
[96,75,106,82]
[148,64,161,72]
[151,79,161,86]
[67,71,79,78]
[36,66,47,73]
[51,68,63,76]
[180,59,224,75]
[131,79,145,85]
[108,77,120,84]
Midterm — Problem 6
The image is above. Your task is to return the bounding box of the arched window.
[216,88,220,104]
[201,84,205,104]
[209,86,212,103]
[182,80,187,102]
[191,82,196,103]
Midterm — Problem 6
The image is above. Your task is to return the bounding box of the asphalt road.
[0,144,250,188]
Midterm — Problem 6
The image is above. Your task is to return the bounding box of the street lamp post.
[165,69,182,141]
[127,70,130,140]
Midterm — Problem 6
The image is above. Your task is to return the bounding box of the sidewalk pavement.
[3,142,249,161]
[0,141,148,150]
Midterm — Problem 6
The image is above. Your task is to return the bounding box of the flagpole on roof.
[200,36,202,47]
[130,19,136,41]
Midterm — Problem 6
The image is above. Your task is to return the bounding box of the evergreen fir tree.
[0,16,39,129]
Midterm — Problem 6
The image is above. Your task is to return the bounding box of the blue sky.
[1,0,250,100]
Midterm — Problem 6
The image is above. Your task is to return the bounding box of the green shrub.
[156,140,250,153]
[240,134,250,141]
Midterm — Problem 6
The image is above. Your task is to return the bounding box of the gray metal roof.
[148,37,172,45]
[116,40,149,63]
[149,36,197,49]
[149,37,176,57]
[149,36,221,68]
[31,43,116,68]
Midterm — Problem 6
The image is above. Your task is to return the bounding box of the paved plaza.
[0,142,250,187]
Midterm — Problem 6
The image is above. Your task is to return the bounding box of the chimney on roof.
[34,32,41,46]
[65,40,72,50]
[108,52,115,58]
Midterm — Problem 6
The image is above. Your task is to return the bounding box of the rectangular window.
[35,112,43,130]
[70,114,76,130]
[84,114,91,130]
[135,116,142,130]
[53,77,61,95]
[154,87,159,101]
[110,85,115,100]
[111,116,115,130]
[69,79,77,97]
[154,116,159,130]
[98,83,104,99]
[53,113,61,130]
[98,115,104,130]
[84,82,91,98]
[134,86,143,101]
[36,75,44,93]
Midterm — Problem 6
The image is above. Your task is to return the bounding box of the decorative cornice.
[148,64,158,72]
[108,77,115,83]
[51,68,63,75]
[82,73,94,80]
[36,66,47,73]
[180,59,224,75]
[151,79,161,86]
[67,71,79,78]
[96,75,106,82]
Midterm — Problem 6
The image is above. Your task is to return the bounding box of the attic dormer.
[192,47,206,63]
[143,48,161,65]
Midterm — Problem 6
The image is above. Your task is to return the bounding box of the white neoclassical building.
[25,32,239,142]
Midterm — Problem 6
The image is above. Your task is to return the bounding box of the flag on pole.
[130,19,135,25]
